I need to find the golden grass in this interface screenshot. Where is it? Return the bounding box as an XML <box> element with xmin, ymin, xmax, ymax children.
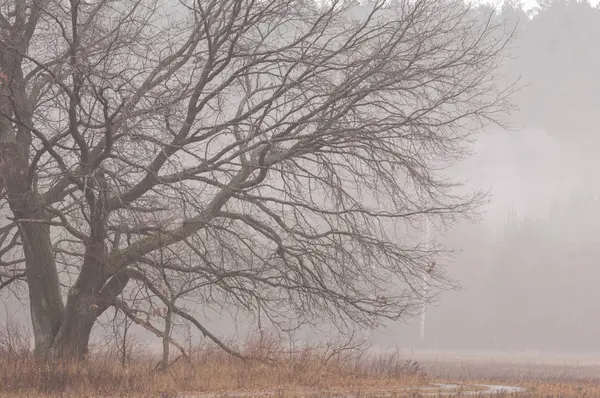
<box><xmin>516</xmin><ymin>380</ymin><xmax>600</xmax><ymax>397</ymax></box>
<box><xmin>5</xmin><ymin>354</ymin><xmax>600</xmax><ymax>397</ymax></box>
<box><xmin>423</xmin><ymin>358</ymin><xmax>600</xmax><ymax>397</ymax></box>
<box><xmin>0</xmin><ymin>335</ymin><xmax>426</xmax><ymax>397</ymax></box>
<box><xmin>4</xmin><ymin>330</ymin><xmax>600</xmax><ymax>397</ymax></box>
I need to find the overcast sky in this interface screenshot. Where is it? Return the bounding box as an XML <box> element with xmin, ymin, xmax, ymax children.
<box><xmin>484</xmin><ymin>0</ymin><xmax>600</xmax><ymax>11</ymax></box>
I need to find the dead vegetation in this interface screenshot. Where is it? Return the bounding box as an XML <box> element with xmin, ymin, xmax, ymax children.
<box><xmin>0</xmin><ymin>330</ymin><xmax>426</xmax><ymax>397</ymax></box>
<box><xmin>4</xmin><ymin>339</ymin><xmax>600</xmax><ymax>397</ymax></box>
<box><xmin>423</xmin><ymin>357</ymin><xmax>600</xmax><ymax>397</ymax></box>
<box><xmin>3</xmin><ymin>317</ymin><xmax>600</xmax><ymax>397</ymax></box>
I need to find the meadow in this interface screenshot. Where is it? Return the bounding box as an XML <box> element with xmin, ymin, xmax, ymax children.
<box><xmin>1</xmin><ymin>330</ymin><xmax>598</xmax><ymax>397</ymax></box>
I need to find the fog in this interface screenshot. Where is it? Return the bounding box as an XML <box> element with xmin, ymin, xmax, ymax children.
<box><xmin>3</xmin><ymin>0</ymin><xmax>600</xmax><ymax>359</ymax></box>
<box><xmin>356</xmin><ymin>0</ymin><xmax>600</xmax><ymax>356</ymax></box>
<box><xmin>370</xmin><ymin>125</ymin><xmax>600</xmax><ymax>355</ymax></box>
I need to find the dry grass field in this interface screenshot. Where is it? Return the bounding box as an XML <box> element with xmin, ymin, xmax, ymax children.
<box><xmin>420</xmin><ymin>354</ymin><xmax>600</xmax><ymax>397</ymax></box>
<box><xmin>1</xmin><ymin>336</ymin><xmax>600</xmax><ymax>397</ymax></box>
<box><xmin>0</xmin><ymin>335</ymin><xmax>427</xmax><ymax>398</ymax></box>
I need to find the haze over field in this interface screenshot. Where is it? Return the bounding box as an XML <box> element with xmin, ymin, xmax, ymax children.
<box><xmin>310</xmin><ymin>0</ymin><xmax>600</xmax><ymax>355</ymax></box>
<box><xmin>378</xmin><ymin>0</ymin><xmax>600</xmax><ymax>352</ymax></box>
<box><xmin>1</xmin><ymin>0</ymin><xmax>600</xmax><ymax>362</ymax></box>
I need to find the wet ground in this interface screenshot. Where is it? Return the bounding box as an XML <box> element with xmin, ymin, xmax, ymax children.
<box><xmin>178</xmin><ymin>383</ymin><xmax>527</xmax><ymax>397</ymax></box>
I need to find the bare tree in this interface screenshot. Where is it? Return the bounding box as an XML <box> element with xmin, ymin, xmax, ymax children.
<box><xmin>0</xmin><ymin>0</ymin><xmax>514</xmax><ymax>360</ymax></box>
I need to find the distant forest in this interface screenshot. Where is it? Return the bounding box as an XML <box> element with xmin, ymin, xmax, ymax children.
<box><xmin>492</xmin><ymin>0</ymin><xmax>600</xmax><ymax>139</ymax></box>
<box><xmin>393</xmin><ymin>0</ymin><xmax>600</xmax><ymax>354</ymax></box>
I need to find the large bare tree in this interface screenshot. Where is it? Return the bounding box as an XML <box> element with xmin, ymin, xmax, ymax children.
<box><xmin>0</xmin><ymin>0</ymin><xmax>513</xmax><ymax>360</ymax></box>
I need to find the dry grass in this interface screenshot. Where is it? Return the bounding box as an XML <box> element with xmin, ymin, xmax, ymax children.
<box><xmin>516</xmin><ymin>380</ymin><xmax>600</xmax><ymax>397</ymax></box>
<box><xmin>0</xmin><ymin>334</ymin><xmax>426</xmax><ymax>397</ymax></box>
<box><xmin>6</xmin><ymin>349</ymin><xmax>600</xmax><ymax>397</ymax></box>
<box><xmin>422</xmin><ymin>357</ymin><xmax>600</xmax><ymax>397</ymax></box>
<box><xmin>4</xmin><ymin>323</ymin><xmax>600</xmax><ymax>397</ymax></box>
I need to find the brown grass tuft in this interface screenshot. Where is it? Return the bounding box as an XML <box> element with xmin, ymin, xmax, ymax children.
<box><xmin>0</xmin><ymin>332</ymin><xmax>426</xmax><ymax>397</ymax></box>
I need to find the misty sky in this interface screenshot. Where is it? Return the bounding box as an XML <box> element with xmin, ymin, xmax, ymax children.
<box><xmin>3</xmin><ymin>0</ymin><xmax>600</xmax><ymax>358</ymax></box>
<box><xmin>488</xmin><ymin>0</ymin><xmax>600</xmax><ymax>11</ymax></box>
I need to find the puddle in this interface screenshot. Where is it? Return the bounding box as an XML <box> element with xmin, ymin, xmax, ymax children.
<box><xmin>419</xmin><ymin>383</ymin><xmax>527</xmax><ymax>396</ymax></box>
<box><xmin>180</xmin><ymin>383</ymin><xmax>527</xmax><ymax>397</ymax></box>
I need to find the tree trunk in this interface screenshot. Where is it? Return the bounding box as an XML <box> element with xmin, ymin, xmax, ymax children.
<box><xmin>21</xmin><ymin>222</ymin><xmax>65</xmax><ymax>356</ymax></box>
<box><xmin>160</xmin><ymin>303</ymin><xmax>173</xmax><ymax>371</ymax></box>
<box><xmin>0</xmin><ymin>57</ymin><xmax>64</xmax><ymax>356</ymax></box>
<box><xmin>0</xmin><ymin>147</ymin><xmax>65</xmax><ymax>357</ymax></box>
<box><xmin>50</xmin><ymin>169</ymin><xmax>113</xmax><ymax>361</ymax></box>
<box><xmin>48</xmin><ymin>271</ymin><xmax>132</xmax><ymax>361</ymax></box>
<box><xmin>50</xmin><ymin>289</ymin><xmax>97</xmax><ymax>361</ymax></box>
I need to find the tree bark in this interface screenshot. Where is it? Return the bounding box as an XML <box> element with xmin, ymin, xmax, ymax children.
<box><xmin>0</xmin><ymin>147</ymin><xmax>65</xmax><ymax>357</ymax></box>
<box><xmin>0</xmin><ymin>35</ymin><xmax>65</xmax><ymax>357</ymax></box>
<box><xmin>160</xmin><ymin>302</ymin><xmax>173</xmax><ymax>371</ymax></box>
<box><xmin>49</xmin><ymin>271</ymin><xmax>131</xmax><ymax>361</ymax></box>
<box><xmin>49</xmin><ymin>289</ymin><xmax>97</xmax><ymax>360</ymax></box>
<box><xmin>49</xmin><ymin>251</ymin><xmax>107</xmax><ymax>360</ymax></box>
<box><xmin>21</xmin><ymin>222</ymin><xmax>65</xmax><ymax>356</ymax></box>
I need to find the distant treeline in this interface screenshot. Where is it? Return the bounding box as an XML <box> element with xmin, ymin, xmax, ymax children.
<box><xmin>485</xmin><ymin>0</ymin><xmax>600</xmax><ymax>139</ymax></box>
<box><xmin>386</xmin><ymin>0</ymin><xmax>600</xmax><ymax>353</ymax></box>
<box><xmin>394</xmin><ymin>188</ymin><xmax>600</xmax><ymax>353</ymax></box>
